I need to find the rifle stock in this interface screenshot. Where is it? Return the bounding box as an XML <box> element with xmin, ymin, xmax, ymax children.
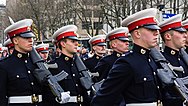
<box><xmin>150</xmin><ymin>48</ymin><xmax>188</xmax><ymax>105</ymax></box>
<box><xmin>30</xmin><ymin>47</ymin><xmax>68</xmax><ymax>102</ymax></box>
<box><xmin>74</xmin><ymin>54</ymin><xmax>103</xmax><ymax>92</ymax></box>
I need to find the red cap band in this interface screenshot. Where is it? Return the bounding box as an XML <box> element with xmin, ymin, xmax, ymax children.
<box><xmin>108</xmin><ymin>33</ymin><xmax>128</xmax><ymax>41</ymax></box>
<box><xmin>56</xmin><ymin>31</ymin><xmax>77</xmax><ymax>41</ymax></box>
<box><xmin>128</xmin><ymin>17</ymin><xmax>157</xmax><ymax>32</ymax></box>
<box><xmin>8</xmin><ymin>26</ymin><xmax>31</xmax><ymax>38</ymax></box>
<box><xmin>6</xmin><ymin>43</ymin><xmax>14</xmax><ymax>49</ymax></box>
<box><xmin>183</xmin><ymin>25</ymin><xmax>188</xmax><ymax>30</ymax></box>
<box><xmin>36</xmin><ymin>47</ymin><xmax>49</xmax><ymax>52</ymax></box>
<box><xmin>160</xmin><ymin>22</ymin><xmax>181</xmax><ymax>33</ymax></box>
<box><xmin>91</xmin><ymin>39</ymin><xmax>105</xmax><ymax>45</ymax></box>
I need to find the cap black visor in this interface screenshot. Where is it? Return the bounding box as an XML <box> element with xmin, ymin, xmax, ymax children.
<box><xmin>143</xmin><ymin>24</ymin><xmax>161</xmax><ymax>30</ymax></box>
<box><xmin>19</xmin><ymin>31</ymin><xmax>35</xmax><ymax>38</ymax></box>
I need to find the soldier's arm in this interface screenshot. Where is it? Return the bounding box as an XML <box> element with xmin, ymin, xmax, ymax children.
<box><xmin>91</xmin><ymin>59</ymin><xmax>133</xmax><ymax>105</ymax></box>
<box><xmin>0</xmin><ymin>67</ymin><xmax>8</xmax><ymax>105</ymax></box>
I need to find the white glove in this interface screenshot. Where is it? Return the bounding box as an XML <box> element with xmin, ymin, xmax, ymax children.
<box><xmin>55</xmin><ymin>91</ymin><xmax>70</xmax><ymax>104</ymax></box>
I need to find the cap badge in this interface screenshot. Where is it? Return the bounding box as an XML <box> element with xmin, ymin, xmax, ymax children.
<box><xmin>141</xmin><ymin>49</ymin><xmax>146</xmax><ymax>54</ymax></box>
<box><xmin>65</xmin><ymin>57</ymin><xmax>69</xmax><ymax>61</ymax></box>
<box><xmin>171</xmin><ymin>50</ymin><xmax>176</xmax><ymax>55</ymax></box>
<box><xmin>17</xmin><ymin>53</ymin><xmax>22</xmax><ymax>58</ymax></box>
<box><xmin>27</xmin><ymin>27</ymin><xmax>31</xmax><ymax>31</ymax></box>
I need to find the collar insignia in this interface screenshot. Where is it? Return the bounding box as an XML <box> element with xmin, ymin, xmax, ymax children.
<box><xmin>65</xmin><ymin>57</ymin><xmax>69</xmax><ymax>61</ymax></box>
<box><xmin>117</xmin><ymin>53</ymin><xmax>121</xmax><ymax>57</ymax></box>
<box><xmin>171</xmin><ymin>50</ymin><xmax>176</xmax><ymax>55</ymax></box>
<box><xmin>141</xmin><ymin>49</ymin><xmax>146</xmax><ymax>54</ymax></box>
<box><xmin>17</xmin><ymin>53</ymin><xmax>22</xmax><ymax>58</ymax></box>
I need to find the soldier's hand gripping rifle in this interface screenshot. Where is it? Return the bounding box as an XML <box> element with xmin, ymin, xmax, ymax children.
<box><xmin>74</xmin><ymin>53</ymin><xmax>104</xmax><ymax>93</ymax></box>
<box><xmin>150</xmin><ymin>48</ymin><xmax>188</xmax><ymax>105</ymax></box>
<box><xmin>30</xmin><ymin>47</ymin><xmax>68</xmax><ymax>102</ymax></box>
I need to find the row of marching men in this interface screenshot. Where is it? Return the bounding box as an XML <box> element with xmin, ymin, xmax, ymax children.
<box><xmin>2</xmin><ymin>7</ymin><xmax>188</xmax><ymax>106</ymax></box>
<box><xmin>90</xmin><ymin>8</ymin><xmax>188</xmax><ymax>106</ymax></box>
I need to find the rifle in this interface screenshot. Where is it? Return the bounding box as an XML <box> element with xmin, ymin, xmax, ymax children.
<box><xmin>180</xmin><ymin>48</ymin><xmax>188</xmax><ymax>65</ymax></box>
<box><xmin>74</xmin><ymin>53</ymin><xmax>104</xmax><ymax>93</ymax></box>
<box><xmin>30</xmin><ymin>47</ymin><xmax>68</xmax><ymax>102</ymax></box>
<box><xmin>150</xmin><ymin>48</ymin><xmax>188</xmax><ymax>105</ymax></box>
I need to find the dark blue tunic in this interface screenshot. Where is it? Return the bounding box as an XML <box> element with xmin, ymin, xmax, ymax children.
<box><xmin>91</xmin><ymin>44</ymin><xmax>159</xmax><ymax>106</ymax></box>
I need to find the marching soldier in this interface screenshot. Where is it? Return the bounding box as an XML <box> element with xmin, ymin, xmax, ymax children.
<box><xmin>0</xmin><ymin>19</ymin><xmax>70</xmax><ymax>106</ymax></box>
<box><xmin>94</xmin><ymin>27</ymin><xmax>130</xmax><ymax>81</ymax></box>
<box><xmin>3</xmin><ymin>38</ymin><xmax>14</xmax><ymax>55</ymax></box>
<box><xmin>0</xmin><ymin>44</ymin><xmax>4</xmax><ymax>59</ymax></box>
<box><xmin>182</xmin><ymin>19</ymin><xmax>188</xmax><ymax>53</ymax></box>
<box><xmin>35</xmin><ymin>43</ymin><xmax>51</xmax><ymax>62</ymax></box>
<box><xmin>91</xmin><ymin>8</ymin><xmax>161</xmax><ymax>106</ymax></box>
<box><xmin>159</xmin><ymin>14</ymin><xmax>188</xmax><ymax>106</ymax></box>
<box><xmin>43</xmin><ymin>25</ymin><xmax>90</xmax><ymax>106</ymax></box>
<box><xmin>84</xmin><ymin>35</ymin><xmax>106</xmax><ymax>82</ymax></box>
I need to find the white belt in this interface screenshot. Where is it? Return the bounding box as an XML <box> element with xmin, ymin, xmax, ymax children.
<box><xmin>8</xmin><ymin>95</ymin><xmax>42</xmax><ymax>104</ymax></box>
<box><xmin>126</xmin><ymin>102</ymin><xmax>157</xmax><ymax>106</ymax></box>
<box><xmin>68</xmin><ymin>96</ymin><xmax>83</xmax><ymax>103</ymax></box>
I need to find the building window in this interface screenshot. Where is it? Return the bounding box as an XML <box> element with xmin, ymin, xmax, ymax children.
<box><xmin>94</xmin><ymin>22</ymin><xmax>103</xmax><ymax>29</ymax></box>
<box><xmin>82</xmin><ymin>21</ymin><xmax>91</xmax><ymax>29</ymax></box>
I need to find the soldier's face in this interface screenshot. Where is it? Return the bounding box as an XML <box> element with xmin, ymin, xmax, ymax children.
<box><xmin>93</xmin><ymin>45</ymin><xmax>106</xmax><ymax>55</ymax></box>
<box><xmin>39</xmin><ymin>52</ymin><xmax>49</xmax><ymax>60</ymax></box>
<box><xmin>111</xmin><ymin>39</ymin><xmax>129</xmax><ymax>54</ymax></box>
<box><xmin>170</xmin><ymin>31</ymin><xmax>187</xmax><ymax>49</ymax></box>
<box><xmin>13</xmin><ymin>36</ymin><xmax>33</xmax><ymax>53</ymax></box>
<box><xmin>138</xmin><ymin>28</ymin><xmax>159</xmax><ymax>49</ymax></box>
<box><xmin>61</xmin><ymin>38</ymin><xmax>78</xmax><ymax>55</ymax></box>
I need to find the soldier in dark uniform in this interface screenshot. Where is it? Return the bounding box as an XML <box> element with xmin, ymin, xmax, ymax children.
<box><xmin>91</xmin><ymin>8</ymin><xmax>161</xmax><ymax>106</ymax></box>
<box><xmin>159</xmin><ymin>14</ymin><xmax>188</xmax><ymax>106</ymax></box>
<box><xmin>3</xmin><ymin>38</ymin><xmax>14</xmax><ymax>55</ymax></box>
<box><xmin>0</xmin><ymin>19</ymin><xmax>70</xmax><ymax>106</ymax></box>
<box><xmin>84</xmin><ymin>35</ymin><xmax>106</xmax><ymax>82</ymax></box>
<box><xmin>182</xmin><ymin>19</ymin><xmax>188</xmax><ymax>53</ymax></box>
<box><xmin>0</xmin><ymin>44</ymin><xmax>4</xmax><ymax>59</ymax></box>
<box><xmin>0</xmin><ymin>19</ymin><xmax>43</xmax><ymax>106</ymax></box>
<box><xmin>94</xmin><ymin>27</ymin><xmax>130</xmax><ymax>81</ymax></box>
<box><xmin>43</xmin><ymin>25</ymin><xmax>90</xmax><ymax>106</ymax></box>
<box><xmin>35</xmin><ymin>43</ymin><xmax>51</xmax><ymax>62</ymax></box>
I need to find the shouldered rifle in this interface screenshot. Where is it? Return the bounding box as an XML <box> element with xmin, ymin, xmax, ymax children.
<box><xmin>30</xmin><ymin>47</ymin><xmax>68</xmax><ymax>102</ymax></box>
<box><xmin>74</xmin><ymin>54</ymin><xmax>104</xmax><ymax>93</ymax></box>
<box><xmin>180</xmin><ymin>48</ymin><xmax>188</xmax><ymax>65</ymax></box>
<box><xmin>150</xmin><ymin>48</ymin><xmax>188</xmax><ymax>105</ymax></box>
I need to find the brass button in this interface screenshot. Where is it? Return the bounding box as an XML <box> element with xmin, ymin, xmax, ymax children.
<box><xmin>31</xmin><ymin>82</ymin><xmax>34</xmax><ymax>85</ymax></box>
<box><xmin>16</xmin><ymin>75</ymin><xmax>19</xmax><ymax>78</ymax></box>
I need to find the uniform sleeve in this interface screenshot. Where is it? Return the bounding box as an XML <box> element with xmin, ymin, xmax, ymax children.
<box><xmin>91</xmin><ymin>58</ymin><xmax>134</xmax><ymax>106</ymax></box>
<box><xmin>0</xmin><ymin>67</ymin><xmax>8</xmax><ymax>105</ymax></box>
<box><xmin>94</xmin><ymin>58</ymin><xmax>110</xmax><ymax>80</ymax></box>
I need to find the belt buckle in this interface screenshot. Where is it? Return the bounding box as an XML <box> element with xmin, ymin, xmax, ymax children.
<box><xmin>77</xmin><ymin>95</ymin><xmax>82</xmax><ymax>103</ymax></box>
<box><xmin>32</xmin><ymin>94</ymin><xmax>39</xmax><ymax>103</ymax></box>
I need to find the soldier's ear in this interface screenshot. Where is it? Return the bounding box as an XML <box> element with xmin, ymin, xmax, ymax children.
<box><xmin>12</xmin><ymin>37</ymin><xmax>18</xmax><ymax>45</ymax></box>
<box><xmin>164</xmin><ymin>33</ymin><xmax>172</xmax><ymax>41</ymax></box>
<box><xmin>133</xmin><ymin>30</ymin><xmax>141</xmax><ymax>38</ymax></box>
<box><xmin>60</xmin><ymin>41</ymin><xmax>66</xmax><ymax>48</ymax></box>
